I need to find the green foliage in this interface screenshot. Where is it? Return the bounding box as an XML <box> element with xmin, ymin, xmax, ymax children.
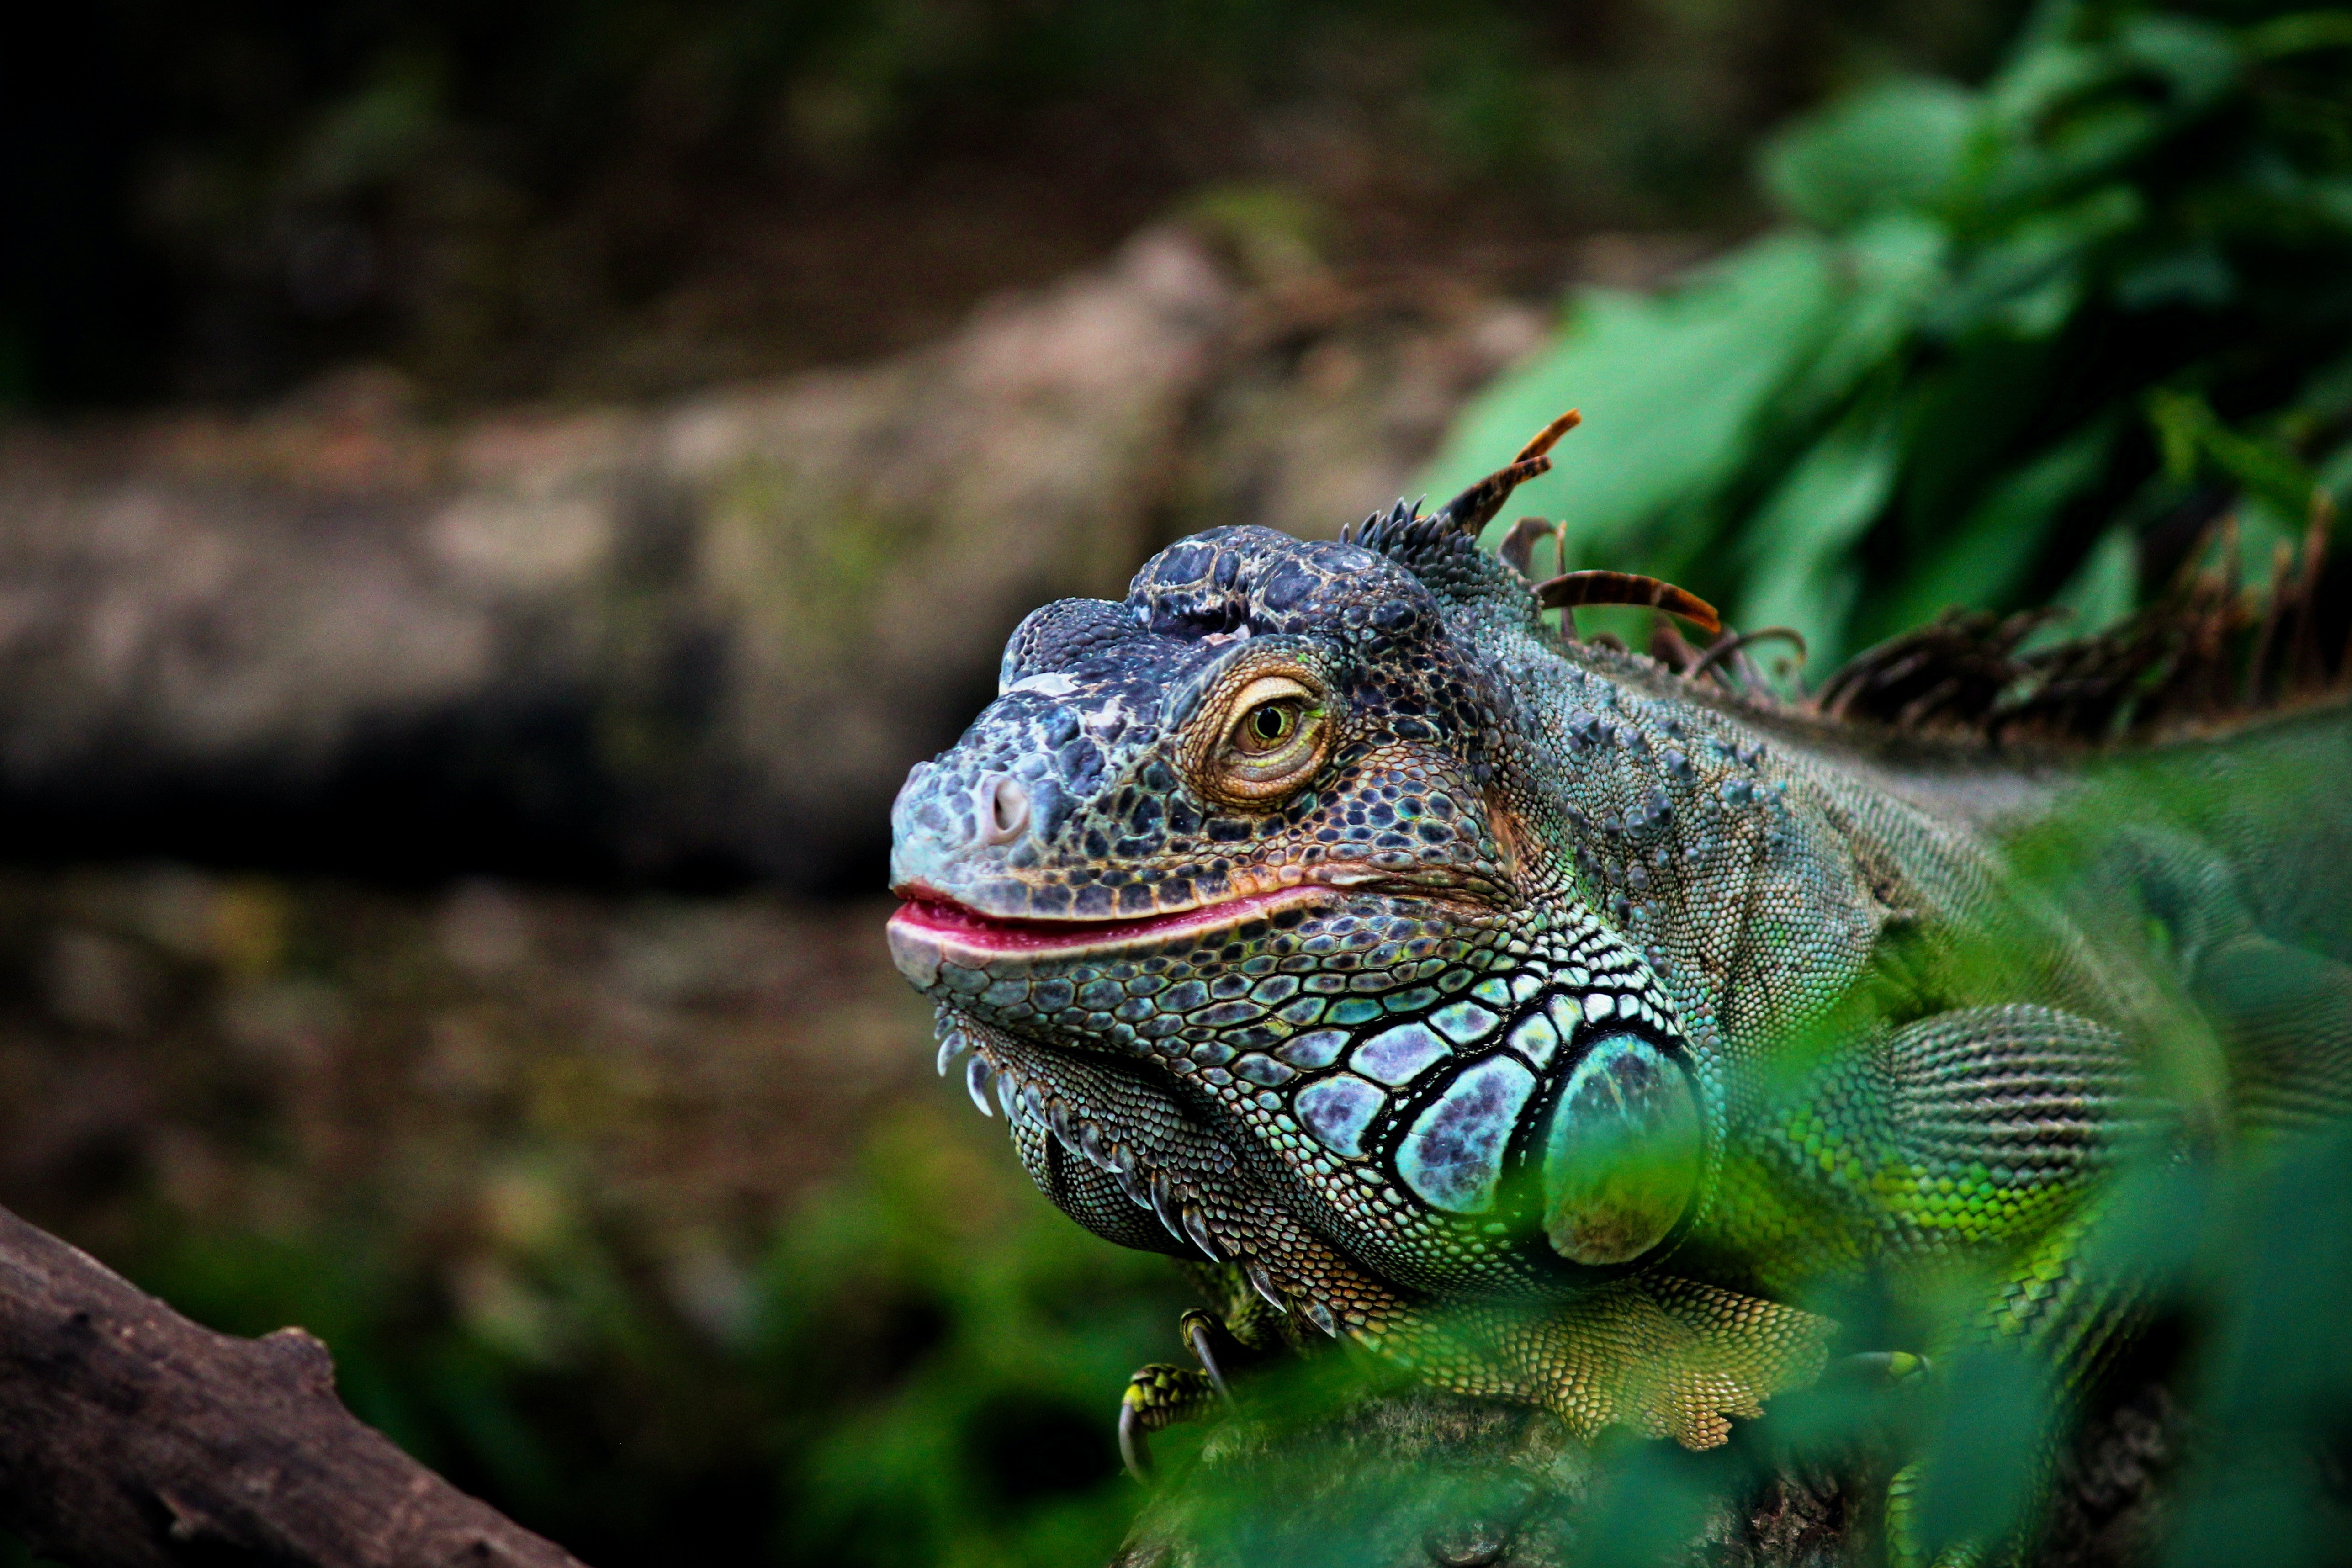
<box><xmin>1427</xmin><ymin>0</ymin><xmax>2352</xmax><ymax>672</ymax></box>
<box><xmin>755</xmin><ymin>1106</ymin><xmax>1185</xmax><ymax>1568</ymax></box>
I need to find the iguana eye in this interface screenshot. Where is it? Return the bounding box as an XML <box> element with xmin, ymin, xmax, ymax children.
<box><xmin>1238</xmin><ymin>699</ymin><xmax>1299</xmax><ymax>752</ymax></box>
<box><xmin>1194</xmin><ymin>671</ymin><xmax>1330</xmax><ymax>805</ymax></box>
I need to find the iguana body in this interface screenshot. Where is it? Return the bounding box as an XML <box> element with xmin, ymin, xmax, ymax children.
<box><xmin>883</xmin><ymin>420</ymin><xmax>2352</xmax><ymax>1462</ymax></box>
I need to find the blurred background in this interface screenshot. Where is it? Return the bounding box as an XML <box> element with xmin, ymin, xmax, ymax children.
<box><xmin>0</xmin><ymin>0</ymin><xmax>2348</xmax><ymax>1563</ymax></box>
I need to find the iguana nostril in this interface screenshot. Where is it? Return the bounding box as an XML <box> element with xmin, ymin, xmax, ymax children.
<box><xmin>976</xmin><ymin>773</ymin><xmax>1030</xmax><ymax>845</ymax></box>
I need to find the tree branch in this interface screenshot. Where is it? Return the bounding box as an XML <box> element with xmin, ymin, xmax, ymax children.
<box><xmin>0</xmin><ymin>1203</ymin><xmax>590</xmax><ymax>1568</ymax></box>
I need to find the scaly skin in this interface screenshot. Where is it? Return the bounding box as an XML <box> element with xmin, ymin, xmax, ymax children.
<box><xmin>882</xmin><ymin>424</ymin><xmax>2352</xmax><ymax>1464</ymax></box>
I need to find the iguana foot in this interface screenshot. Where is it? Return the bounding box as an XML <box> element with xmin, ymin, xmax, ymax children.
<box><xmin>1118</xmin><ymin>1309</ymin><xmax>1248</xmax><ymax>1479</ymax></box>
<box><xmin>1118</xmin><ymin>1365</ymin><xmax>1222</xmax><ymax>1479</ymax></box>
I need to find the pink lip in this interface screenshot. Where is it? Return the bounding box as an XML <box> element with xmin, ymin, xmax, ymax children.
<box><xmin>887</xmin><ymin>884</ymin><xmax>1329</xmax><ymax>962</ymax></box>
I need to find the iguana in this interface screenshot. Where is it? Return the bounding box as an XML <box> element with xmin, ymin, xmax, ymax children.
<box><xmin>883</xmin><ymin>413</ymin><xmax>2352</xmax><ymax>1542</ymax></box>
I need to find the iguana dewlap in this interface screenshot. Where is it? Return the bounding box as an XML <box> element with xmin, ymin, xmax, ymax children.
<box><xmin>882</xmin><ymin>419</ymin><xmax>2352</xmax><ymax>1451</ymax></box>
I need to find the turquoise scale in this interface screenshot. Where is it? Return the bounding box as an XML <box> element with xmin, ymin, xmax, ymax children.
<box><xmin>1397</xmin><ymin>1054</ymin><xmax>1537</xmax><ymax>1213</ymax></box>
<box><xmin>1353</xmin><ymin>1022</ymin><xmax>1450</xmax><ymax>1086</ymax></box>
<box><xmin>1296</xmin><ymin>1074</ymin><xmax>1386</xmax><ymax>1158</ymax></box>
<box><xmin>1537</xmin><ymin>1032</ymin><xmax>1701</xmax><ymax>1266</ymax></box>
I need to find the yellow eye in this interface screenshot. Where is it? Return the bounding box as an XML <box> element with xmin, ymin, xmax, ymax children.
<box><xmin>1195</xmin><ymin>671</ymin><xmax>1330</xmax><ymax>804</ymax></box>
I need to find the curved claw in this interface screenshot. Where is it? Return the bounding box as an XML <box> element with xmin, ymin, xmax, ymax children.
<box><xmin>1179</xmin><ymin>1202</ymin><xmax>1225</xmax><ymax>1263</ymax></box>
<box><xmin>1116</xmin><ymin>1362</ymin><xmax>1223</xmax><ymax>1483</ymax></box>
<box><xmin>1180</xmin><ymin>1310</ymin><xmax>1236</xmax><ymax>1407</ymax></box>
<box><xmin>1243</xmin><ymin>1258</ymin><xmax>1287</xmax><ymax>1312</ymax></box>
<box><xmin>934</xmin><ymin>1029</ymin><xmax>969</xmax><ymax>1076</ymax></box>
<box><xmin>1118</xmin><ymin>1395</ymin><xmax>1153</xmax><ymax>1482</ymax></box>
<box><xmin>1148</xmin><ymin>1173</ymin><xmax>1190</xmax><ymax>1247</ymax></box>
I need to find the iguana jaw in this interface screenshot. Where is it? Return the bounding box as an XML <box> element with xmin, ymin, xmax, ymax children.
<box><xmin>887</xmin><ymin>882</ymin><xmax>1332</xmax><ymax>976</ymax></box>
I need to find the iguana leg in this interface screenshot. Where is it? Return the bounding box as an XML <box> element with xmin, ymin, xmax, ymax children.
<box><xmin>1147</xmin><ymin>1255</ymin><xmax>1836</xmax><ymax>1457</ymax></box>
<box><xmin>1830</xmin><ymin>1009</ymin><xmax>2155</xmax><ymax>1565</ymax></box>
<box><xmin>1887</xmin><ymin>1461</ymin><xmax>1987</xmax><ymax>1568</ymax></box>
<box><xmin>2054</xmin><ymin>817</ymin><xmax>2352</xmax><ymax>1134</ymax></box>
<box><xmin>2193</xmin><ymin>932</ymin><xmax>2352</xmax><ymax>1134</ymax></box>
<box><xmin>1877</xmin><ymin>1197</ymin><xmax>2142</xmax><ymax>1568</ymax></box>
<box><xmin>1778</xmin><ymin>1004</ymin><xmax>2150</xmax><ymax>1260</ymax></box>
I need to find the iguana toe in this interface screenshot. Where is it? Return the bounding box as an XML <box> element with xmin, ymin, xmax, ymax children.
<box><xmin>1118</xmin><ymin>1365</ymin><xmax>1222</xmax><ymax>1480</ymax></box>
<box><xmin>1178</xmin><ymin>1308</ymin><xmax>1239</xmax><ymax>1405</ymax></box>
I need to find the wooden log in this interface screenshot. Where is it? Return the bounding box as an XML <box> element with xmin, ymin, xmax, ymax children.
<box><xmin>0</xmin><ymin>1202</ymin><xmax>589</xmax><ymax>1568</ymax></box>
<box><xmin>0</xmin><ymin>236</ymin><xmax>1545</xmax><ymax>891</ymax></box>
<box><xmin>0</xmin><ymin>229</ymin><xmax>1241</xmax><ymax>889</ymax></box>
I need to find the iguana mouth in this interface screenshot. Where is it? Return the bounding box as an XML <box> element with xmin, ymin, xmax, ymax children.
<box><xmin>888</xmin><ymin>883</ymin><xmax>1330</xmax><ymax>971</ymax></box>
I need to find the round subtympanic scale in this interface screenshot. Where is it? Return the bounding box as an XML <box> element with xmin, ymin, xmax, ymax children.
<box><xmin>1539</xmin><ymin>1033</ymin><xmax>1701</xmax><ymax>1266</ymax></box>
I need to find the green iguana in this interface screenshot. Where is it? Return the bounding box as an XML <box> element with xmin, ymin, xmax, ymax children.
<box><xmin>883</xmin><ymin>413</ymin><xmax>2352</xmax><ymax>1545</ymax></box>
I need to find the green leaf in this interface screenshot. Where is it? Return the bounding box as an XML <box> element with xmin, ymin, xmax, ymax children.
<box><xmin>1782</xmin><ymin>212</ymin><xmax>1950</xmax><ymax>418</ymax></box>
<box><xmin>1761</xmin><ymin>76</ymin><xmax>1981</xmax><ymax>230</ymax></box>
<box><xmin>2113</xmin><ymin>242</ymin><xmax>2235</xmax><ymax>309</ymax></box>
<box><xmin>1875</xmin><ymin>415</ymin><xmax>2119</xmax><ymax>637</ymax></box>
<box><xmin>1736</xmin><ymin>398</ymin><xmax>1905</xmax><ymax>669</ymax></box>
<box><xmin>2145</xmin><ymin>388</ymin><xmax>2320</xmax><ymax>519</ymax></box>
<box><xmin>2299</xmin><ymin>347</ymin><xmax>2352</xmax><ymax>424</ymax></box>
<box><xmin>1421</xmin><ymin>233</ymin><xmax>1846</xmax><ymax>563</ymax></box>
<box><xmin>2116</xmin><ymin>14</ymin><xmax>2240</xmax><ymax>111</ymax></box>
<box><xmin>2317</xmin><ymin>439</ymin><xmax>2352</xmax><ymax>509</ymax></box>
<box><xmin>2243</xmin><ymin>10</ymin><xmax>2352</xmax><ymax>60</ymax></box>
<box><xmin>1928</xmin><ymin>184</ymin><xmax>2143</xmax><ymax>339</ymax></box>
<box><xmin>1973</xmin><ymin>15</ymin><xmax>2220</xmax><ymax>218</ymax></box>
<box><xmin>2026</xmin><ymin>521</ymin><xmax>2138</xmax><ymax>651</ymax></box>
<box><xmin>1983</xmin><ymin>30</ymin><xmax>2114</xmax><ymax>133</ymax></box>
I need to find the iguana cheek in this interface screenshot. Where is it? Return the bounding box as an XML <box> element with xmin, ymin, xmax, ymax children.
<box><xmin>1483</xmin><ymin>794</ymin><xmax>1534</xmax><ymax>884</ymax></box>
<box><xmin>1539</xmin><ymin>1033</ymin><xmax>1703</xmax><ymax>1266</ymax></box>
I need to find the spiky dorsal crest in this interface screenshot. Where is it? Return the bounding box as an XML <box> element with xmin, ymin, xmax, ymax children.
<box><xmin>1436</xmin><ymin>409</ymin><xmax>1582</xmax><ymax>536</ymax></box>
<box><xmin>1813</xmin><ymin>508</ymin><xmax>2352</xmax><ymax>742</ymax></box>
<box><xmin>1354</xmin><ymin>408</ymin><xmax>2350</xmax><ymax>743</ymax></box>
<box><xmin>1536</xmin><ymin>571</ymin><xmax>1720</xmax><ymax>636</ymax></box>
<box><xmin>1379</xmin><ymin>410</ymin><xmax>1722</xmax><ymax>632</ymax></box>
<box><xmin>1345</xmin><ymin>410</ymin><xmax>1580</xmax><ymax>560</ymax></box>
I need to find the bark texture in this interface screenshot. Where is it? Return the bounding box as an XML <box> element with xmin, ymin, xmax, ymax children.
<box><xmin>0</xmin><ymin>1202</ymin><xmax>587</xmax><ymax>1568</ymax></box>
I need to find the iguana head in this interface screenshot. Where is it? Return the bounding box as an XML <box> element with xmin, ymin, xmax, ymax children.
<box><xmin>888</xmin><ymin>522</ymin><xmax>1520</xmax><ymax>948</ymax></box>
<box><xmin>886</xmin><ymin>423</ymin><xmax>1722</xmax><ymax>1308</ymax></box>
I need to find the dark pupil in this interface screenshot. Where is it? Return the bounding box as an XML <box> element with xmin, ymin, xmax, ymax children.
<box><xmin>1250</xmin><ymin>705</ymin><xmax>1291</xmax><ymax>744</ymax></box>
